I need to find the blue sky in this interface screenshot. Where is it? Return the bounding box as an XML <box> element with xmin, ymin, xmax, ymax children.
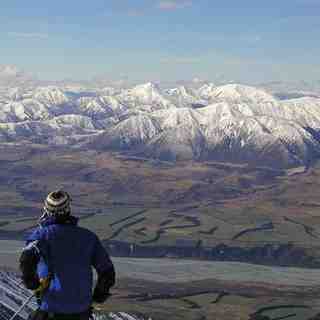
<box><xmin>1</xmin><ymin>0</ymin><xmax>320</xmax><ymax>83</ymax></box>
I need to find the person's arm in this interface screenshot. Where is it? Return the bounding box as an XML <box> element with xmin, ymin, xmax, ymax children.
<box><xmin>92</xmin><ymin>235</ymin><xmax>115</xmax><ymax>304</ymax></box>
<box><xmin>19</xmin><ymin>229</ymin><xmax>48</xmax><ymax>290</ymax></box>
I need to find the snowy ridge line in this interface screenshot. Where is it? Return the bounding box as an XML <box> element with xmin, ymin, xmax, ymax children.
<box><xmin>0</xmin><ymin>82</ymin><xmax>320</xmax><ymax>167</ymax></box>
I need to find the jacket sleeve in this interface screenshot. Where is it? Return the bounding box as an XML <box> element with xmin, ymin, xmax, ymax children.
<box><xmin>19</xmin><ymin>228</ymin><xmax>47</xmax><ymax>290</ymax></box>
<box><xmin>92</xmin><ymin>236</ymin><xmax>115</xmax><ymax>303</ymax></box>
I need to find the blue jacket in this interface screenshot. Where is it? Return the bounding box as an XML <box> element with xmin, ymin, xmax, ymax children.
<box><xmin>24</xmin><ymin>215</ymin><xmax>114</xmax><ymax>314</ymax></box>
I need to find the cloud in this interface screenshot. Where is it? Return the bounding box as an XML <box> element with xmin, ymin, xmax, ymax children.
<box><xmin>102</xmin><ymin>1</ymin><xmax>192</xmax><ymax>17</ymax></box>
<box><xmin>157</xmin><ymin>0</ymin><xmax>193</xmax><ymax>10</ymax></box>
<box><xmin>127</xmin><ymin>9</ymin><xmax>145</xmax><ymax>17</ymax></box>
<box><xmin>7</xmin><ymin>32</ymin><xmax>49</xmax><ymax>39</ymax></box>
<box><xmin>103</xmin><ymin>8</ymin><xmax>145</xmax><ymax>18</ymax></box>
<box><xmin>160</xmin><ymin>56</ymin><xmax>201</xmax><ymax>64</ymax></box>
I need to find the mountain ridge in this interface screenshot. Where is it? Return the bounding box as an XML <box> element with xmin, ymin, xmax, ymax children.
<box><xmin>0</xmin><ymin>81</ymin><xmax>320</xmax><ymax>168</ymax></box>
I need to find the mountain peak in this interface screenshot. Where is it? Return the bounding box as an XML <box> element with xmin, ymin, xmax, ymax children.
<box><xmin>201</xmin><ymin>83</ymin><xmax>278</xmax><ymax>103</ymax></box>
<box><xmin>33</xmin><ymin>86</ymin><xmax>69</xmax><ymax>106</ymax></box>
<box><xmin>132</xmin><ymin>82</ymin><xmax>159</xmax><ymax>92</ymax></box>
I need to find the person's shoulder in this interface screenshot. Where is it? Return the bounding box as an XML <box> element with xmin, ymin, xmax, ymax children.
<box><xmin>26</xmin><ymin>225</ymin><xmax>48</xmax><ymax>242</ymax></box>
<box><xmin>76</xmin><ymin>225</ymin><xmax>99</xmax><ymax>241</ymax></box>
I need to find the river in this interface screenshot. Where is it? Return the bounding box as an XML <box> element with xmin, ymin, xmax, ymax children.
<box><xmin>1</xmin><ymin>240</ymin><xmax>320</xmax><ymax>287</ymax></box>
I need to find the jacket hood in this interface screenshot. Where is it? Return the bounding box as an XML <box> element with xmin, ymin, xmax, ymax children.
<box><xmin>39</xmin><ymin>215</ymin><xmax>79</xmax><ymax>228</ymax></box>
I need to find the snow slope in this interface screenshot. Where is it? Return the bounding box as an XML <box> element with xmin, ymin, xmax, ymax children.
<box><xmin>0</xmin><ymin>270</ymin><xmax>150</xmax><ymax>320</ymax></box>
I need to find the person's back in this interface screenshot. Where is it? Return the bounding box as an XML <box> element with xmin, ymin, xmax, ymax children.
<box><xmin>19</xmin><ymin>190</ymin><xmax>115</xmax><ymax>320</ymax></box>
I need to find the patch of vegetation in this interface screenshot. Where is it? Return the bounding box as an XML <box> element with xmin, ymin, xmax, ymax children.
<box><xmin>232</xmin><ymin>222</ymin><xmax>274</xmax><ymax>240</ymax></box>
<box><xmin>199</xmin><ymin>227</ymin><xmax>218</xmax><ymax>235</ymax></box>
<box><xmin>109</xmin><ymin>210</ymin><xmax>148</xmax><ymax>227</ymax></box>
<box><xmin>108</xmin><ymin>218</ymin><xmax>147</xmax><ymax>240</ymax></box>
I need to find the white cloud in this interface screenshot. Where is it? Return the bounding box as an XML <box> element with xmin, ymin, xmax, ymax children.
<box><xmin>7</xmin><ymin>32</ymin><xmax>49</xmax><ymax>39</ymax></box>
<box><xmin>160</xmin><ymin>56</ymin><xmax>201</xmax><ymax>64</ymax></box>
<box><xmin>127</xmin><ymin>9</ymin><xmax>145</xmax><ymax>17</ymax></box>
<box><xmin>157</xmin><ymin>0</ymin><xmax>193</xmax><ymax>10</ymax></box>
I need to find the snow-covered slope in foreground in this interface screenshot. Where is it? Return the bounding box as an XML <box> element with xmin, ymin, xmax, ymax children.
<box><xmin>0</xmin><ymin>270</ymin><xmax>151</xmax><ymax>320</ymax></box>
<box><xmin>1</xmin><ymin>82</ymin><xmax>320</xmax><ymax>168</ymax></box>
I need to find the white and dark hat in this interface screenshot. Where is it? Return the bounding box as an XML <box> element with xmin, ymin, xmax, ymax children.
<box><xmin>43</xmin><ymin>190</ymin><xmax>71</xmax><ymax>216</ymax></box>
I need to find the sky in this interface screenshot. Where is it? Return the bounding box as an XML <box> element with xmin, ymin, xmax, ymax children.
<box><xmin>1</xmin><ymin>0</ymin><xmax>320</xmax><ymax>83</ymax></box>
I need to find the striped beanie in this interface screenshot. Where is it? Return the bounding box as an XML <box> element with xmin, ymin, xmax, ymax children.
<box><xmin>43</xmin><ymin>190</ymin><xmax>71</xmax><ymax>216</ymax></box>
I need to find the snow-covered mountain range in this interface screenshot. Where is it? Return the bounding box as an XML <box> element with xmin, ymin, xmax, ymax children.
<box><xmin>1</xmin><ymin>78</ymin><xmax>320</xmax><ymax>168</ymax></box>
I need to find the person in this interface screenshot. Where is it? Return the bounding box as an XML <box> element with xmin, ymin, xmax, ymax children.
<box><xmin>19</xmin><ymin>190</ymin><xmax>115</xmax><ymax>320</ymax></box>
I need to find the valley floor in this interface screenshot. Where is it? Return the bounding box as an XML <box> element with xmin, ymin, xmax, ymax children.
<box><xmin>1</xmin><ymin>147</ymin><xmax>320</xmax><ymax>319</ymax></box>
<box><xmin>1</xmin><ymin>241</ymin><xmax>320</xmax><ymax>320</ymax></box>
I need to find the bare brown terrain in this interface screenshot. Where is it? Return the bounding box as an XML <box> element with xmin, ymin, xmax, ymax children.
<box><xmin>1</xmin><ymin>144</ymin><xmax>320</xmax><ymax>253</ymax></box>
<box><xmin>1</xmin><ymin>144</ymin><xmax>320</xmax><ymax>319</ymax></box>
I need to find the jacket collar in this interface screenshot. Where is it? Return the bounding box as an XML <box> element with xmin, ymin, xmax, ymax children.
<box><xmin>39</xmin><ymin>215</ymin><xmax>79</xmax><ymax>228</ymax></box>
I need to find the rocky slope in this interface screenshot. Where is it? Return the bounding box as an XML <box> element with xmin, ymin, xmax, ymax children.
<box><xmin>0</xmin><ymin>80</ymin><xmax>320</xmax><ymax>168</ymax></box>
